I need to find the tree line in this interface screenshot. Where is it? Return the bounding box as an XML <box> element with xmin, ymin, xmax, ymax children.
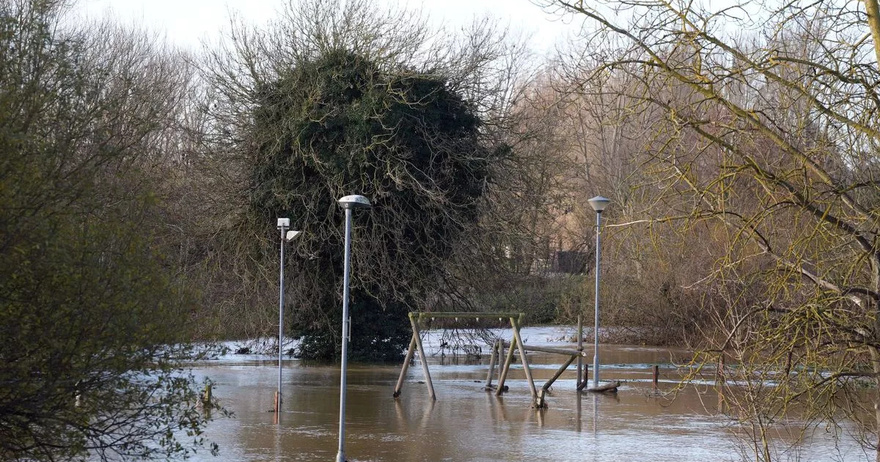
<box><xmin>3</xmin><ymin>0</ymin><xmax>880</xmax><ymax>459</ymax></box>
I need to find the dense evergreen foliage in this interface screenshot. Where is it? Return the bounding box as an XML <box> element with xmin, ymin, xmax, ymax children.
<box><xmin>246</xmin><ymin>49</ymin><xmax>501</xmax><ymax>360</ymax></box>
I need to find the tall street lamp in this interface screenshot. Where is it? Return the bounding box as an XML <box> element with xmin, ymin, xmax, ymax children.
<box><xmin>275</xmin><ymin>218</ymin><xmax>300</xmax><ymax>420</ymax></box>
<box><xmin>587</xmin><ymin>196</ymin><xmax>610</xmax><ymax>390</ymax></box>
<box><xmin>335</xmin><ymin>194</ymin><xmax>371</xmax><ymax>462</ymax></box>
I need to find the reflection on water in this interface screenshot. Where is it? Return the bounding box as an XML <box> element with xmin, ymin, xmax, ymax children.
<box><xmin>188</xmin><ymin>344</ymin><xmax>873</xmax><ymax>462</ymax></box>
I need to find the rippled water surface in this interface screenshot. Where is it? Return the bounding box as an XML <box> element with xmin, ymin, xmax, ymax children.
<box><xmin>188</xmin><ymin>328</ymin><xmax>873</xmax><ymax>462</ymax></box>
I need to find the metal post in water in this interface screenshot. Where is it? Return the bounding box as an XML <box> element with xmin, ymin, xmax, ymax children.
<box><xmin>592</xmin><ymin>209</ymin><xmax>602</xmax><ymax>388</ymax></box>
<box><xmin>587</xmin><ymin>196</ymin><xmax>610</xmax><ymax>389</ymax></box>
<box><xmin>275</xmin><ymin>219</ymin><xmax>300</xmax><ymax>419</ymax></box>
<box><xmin>276</xmin><ymin>217</ymin><xmax>289</xmax><ymax>417</ymax></box>
<box><xmin>336</xmin><ymin>208</ymin><xmax>353</xmax><ymax>462</ymax></box>
<box><xmin>335</xmin><ymin>195</ymin><xmax>370</xmax><ymax>462</ymax></box>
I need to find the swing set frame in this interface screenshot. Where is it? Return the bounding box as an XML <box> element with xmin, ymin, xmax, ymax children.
<box><xmin>392</xmin><ymin>312</ymin><xmax>589</xmax><ymax>408</ymax></box>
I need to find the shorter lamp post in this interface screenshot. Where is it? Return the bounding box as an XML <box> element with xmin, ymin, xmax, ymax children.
<box><xmin>335</xmin><ymin>194</ymin><xmax>371</xmax><ymax>462</ymax></box>
<box><xmin>587</xmin><ymin>196</ymin><xmax>610</xmax><ymax>389</ymax></box>
<box><xmin>275</xmin><ymin>218</ymin><xmax>300</xmax><ymax>419</ymax></box>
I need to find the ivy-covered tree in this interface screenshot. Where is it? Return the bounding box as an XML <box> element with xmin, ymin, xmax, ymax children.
<box><xmin>200</xmin><ymin>0</ymin><xmax>527</xmax><ymax>360</ymax></box>
<box><xmin>248</xmin><ymin>50</ymin><xmax>501</xmax><ymax>360</ymax></box>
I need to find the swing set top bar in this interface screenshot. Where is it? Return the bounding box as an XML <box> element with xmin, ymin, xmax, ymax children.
<box><xmin>410</xmin><ymin>312</ymin><xmax>523</xmax><ymax>321</ymax></box>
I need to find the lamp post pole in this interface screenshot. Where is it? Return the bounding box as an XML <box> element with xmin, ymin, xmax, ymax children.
<box><xmin>587</xmin><ymin>196</ymin><xmax>610</xmax><ymax>389</ymax></box>
<box><xmin>276</xmin><ymin>218</ymin><xmax>289</xmax><ymax>414</ymax></box>
<box><xmin>275</xmin><ymin>219</ymin><xmax>300</xmax><ymax>421</ymax></box>
<box><xmin>336</xmin><ymin>195</ymin><xmax>371</xmax><ymax>462</ymax></box>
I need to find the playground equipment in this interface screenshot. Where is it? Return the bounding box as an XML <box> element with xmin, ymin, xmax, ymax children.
<box><xmin>393</xmin><ymin>312</ymin><xmax>605</xmax><ymax>408</ymax></box>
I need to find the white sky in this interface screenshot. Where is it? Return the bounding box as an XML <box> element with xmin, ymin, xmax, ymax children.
<box><xmin>73</xmin><ymin>0</ymin><xmax>580</xmax><ymax>55</ymax></box>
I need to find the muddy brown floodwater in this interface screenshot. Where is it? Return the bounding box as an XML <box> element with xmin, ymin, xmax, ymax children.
<box><xmin>188</xmin><ymin>335</ymin><xmax>874</xmax><ymax>462</ymax></box>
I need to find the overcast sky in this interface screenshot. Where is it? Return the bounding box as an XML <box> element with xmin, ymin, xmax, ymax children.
<box><xmin>73</xmin><ymin>0</ymin><xmax>580</xmax><ymax>54</ymax></box>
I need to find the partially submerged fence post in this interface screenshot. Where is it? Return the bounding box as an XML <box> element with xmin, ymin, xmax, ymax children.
<box><xmin>577</xmin><ymin>315</ymin><xmax>583</xmax><ymax>388</ymax></box>
<box><xmin>203</xmin><ymin>383</ymin><xmax>215</xmax><ymax>420</ymax></box>
<box><xmin>203</xmin><ymin>383</ymin><xmax>212</xmax><ymax>407</ymax></box>
<box><xmin>652</xmin><ymin>365</ymin><xmax>659</xmax><ymax>390</ymax></box>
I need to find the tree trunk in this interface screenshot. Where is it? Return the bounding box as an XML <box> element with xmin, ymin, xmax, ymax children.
<box><xmin>864</xmin><ymin>0</ymin><xmax>880</xmax><ymax>68</ymax></box>
<box><xmin>872</xmin><ymin>262</ymin><xmax>880</xmax><ymax>462</ymax></box>
<box><xmin>870</xmin><ymin>346</ymin><xmax>880</xmax><ymax>462</ymax></box>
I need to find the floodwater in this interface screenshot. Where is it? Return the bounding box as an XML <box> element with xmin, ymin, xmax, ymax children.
<box><xmin>188</xmin><ymin>328</ymin><xmax>874</xmax><ymax>462</ymax></box>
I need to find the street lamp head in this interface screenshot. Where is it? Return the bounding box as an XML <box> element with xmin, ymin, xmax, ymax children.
<box><xmin>277</xmin><ymin>217</ymin><xmax>290</xmax><ymax>229</ymax></box>
<box><xmin>286</xmin><ymin>230</ymin><xmax>301</xmax><ymax>242</ymax></box>
<box><xmin>588</xmin><ymin>196</ymin><xmax>611</xmax><ymax>213</ymax></box>
<box><xmin>337</xmin><ymin>194</ymin><xmax>371</xmax><ymax>210</ymax></box>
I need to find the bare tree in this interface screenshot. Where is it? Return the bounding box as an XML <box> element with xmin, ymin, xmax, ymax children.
<box><xmin>0</xmin><ymin>1</ymin><xmax>217</xmax><ymax>459</ymax></box>
<box><xmin>537</xmin><ymin>0</ymin><xmax>880</xmax><ymax>457</ymax></box>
